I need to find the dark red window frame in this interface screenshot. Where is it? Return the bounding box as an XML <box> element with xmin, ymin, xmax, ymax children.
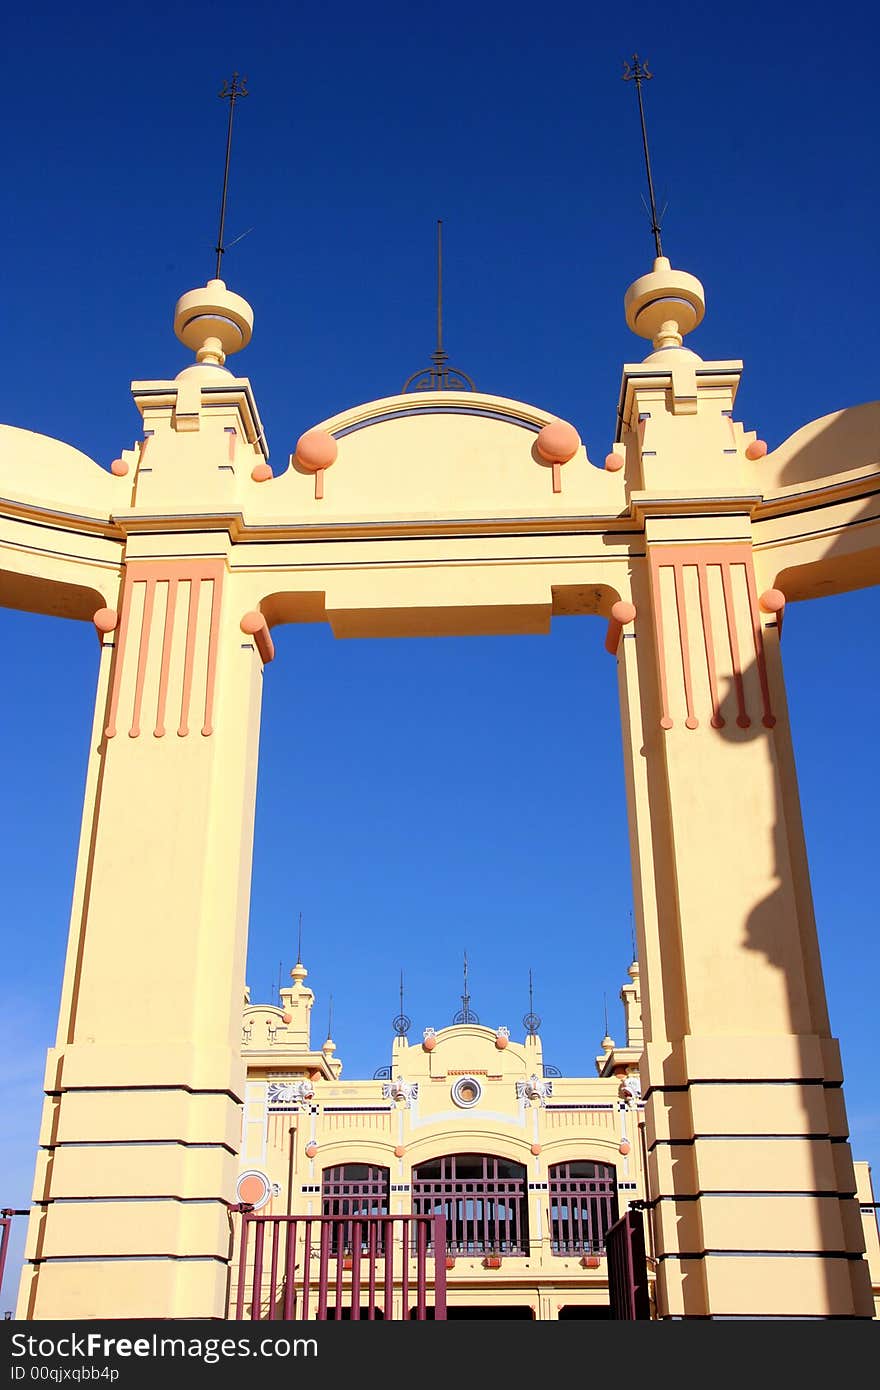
<box><xmin>548</xmin><ymin>1160</ymin><xmax>618</xmax><ymax>1254</ymax></box>
<box><xmin>321</xmin><ymin>1163</ymin><xmax>390</xmax><ymax>1253</ymax></box>
<box><xmin>411</xmin><ymin>1154</ymin><xmax>529</xmax><ymax>1256</ymax></box>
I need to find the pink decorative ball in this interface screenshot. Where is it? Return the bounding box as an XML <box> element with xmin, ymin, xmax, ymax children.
<box><xmin>619</xmin><ymin>1140</ymin><xmax>631</xmax><ymax>1156</ymax></box>
<box><xmin>240</xmin><ymin>611</ymin><xmax>265</xmax><ymax>637</ymax></box>
<box><xmin>93</xmin><ymin>608</ymin><xmax>118</xmax><ymax>634</ymax></box>
<box><xmin>423</xmin><ymin>1035</ymin><xmax>436</xmax><ymax>1053</ymax></box>
<box><xmin>281</xmin><ymin>1012</ymin><xmax>292</xmax><ymax>1024</ymax></box>
<box><xmin>495</xmin><ymin>1033</ymin><xmax>508</xmax><ymax>1050</ymax></box>
<box><xmin>304</xmin><ymin>1141</ymin><xmax>318</xmax><ymax>1158</ymax></box>
<box><xmin>251</xmin><ymin>463</ymin><xmax>272</xmax><ymax>481</ymax></box>
<box><xmin>536</xmin><ymin>420</ymin><xmax>580</xmax><ymax>464</ymax></box>
<box><xmin>745</xmin><ymin>439</ymin><xmax>768</xmax><ymax>460</ymax></box>
<box><xmin>759</xmin><ymin>588</ymin><xmax>786</xmax><ymax>614</ymax></box>
<box><xmin>610</xmin><ymin>600</ymin><xmax>636</xmax><ymax>626</ymax></box>
<box><xmin>530</xmin><ymin>1143</ymin><xmax>541</xmax><ymax>1156</ymax></box>
<box><xmin>604</xmin><ymin>452</ymin><xmax>624</xmax><ymax>472</ymax></box>
<box><xmin>394</xmin><ymin>1145</ymin><xmax>405</xmax><ymax>1159</ymax></box>
<box><xmin>295</xmin><ymin>428</ymin><xmax>338</xmax><ymax>473</ymax></box>
<box><xmin>110</xmin><ymin>458</ymin><xmax>129</xmax><ymax>477</ymax></box>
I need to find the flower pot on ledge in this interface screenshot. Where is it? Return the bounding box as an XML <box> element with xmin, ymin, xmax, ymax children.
<box><xmin>482</xmin><ymin>1255</ymin><xmax>503</xmax><ymax>1270</ymax></box>
<box><xmin>580</xmin><ymin>1254</ymin><xmax>601</xmax><ymax>1269</ymax></box>
<box><xmin>445</xmin><ymin>1257</ymin><xmax>456</xmax><ymax>1271</ymax></box>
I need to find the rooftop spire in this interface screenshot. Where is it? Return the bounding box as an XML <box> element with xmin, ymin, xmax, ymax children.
<box><xmin>621</xmin><ymin>56</ymin><xmax>706</xmax><ymax>358</ymax></box>
<box><xmin>523</xmin><ymin>968</ymin><xmax>541</xmax><ymax>1037</ymax></box>
<box><xmin>392</xmin><ymin>970</ymin><xmax>411</xmax><ymax>1039</ymax></box>
<box><xmin>403</xmin><ymin>221</ymin><xmax>475</xmax><ymax>393</ymax></box>
<box><xmin>622</xmin><ymin>55</ymin><xmax>664</xmax><ymax>259</ymax></box>
<box><xmin>453</xmin><ymin>950</ymin><xmax>479</xmax><ymax>1024</ymax></box>
<box><xmin>214</xmin><ymin>73</ymin><xmax>249</xmax><ymax>282</ymax></box>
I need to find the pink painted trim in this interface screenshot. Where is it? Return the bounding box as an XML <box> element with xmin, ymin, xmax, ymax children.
<box><xmin>105</xmin><ymin>581</ymin><xmax>134</xmax><ymax>739</ymax></box>
<box><xmin>154</xmin><ymin>578</ymin><xmax>178</xmax><ymax>738</ymax></box>
<box><xmin>178</xmin><ymin>580</ymin><xmax>201</xmax><ymax>738</ymax></box>
<box><xmin>129</xmin><ymin>578</ymin><xmax>156</xmax><ymax>738</ymax></box>
<box><xmin>551</xmin><ymin>461</ymin><xmax>561</xmax><ymax>494</ymax></box>
<box><xmin>201</xmin><ymin>573</ymin><xmax>224</xmax><ymax>736</ymax></box>
<box><xmin>719</xmin><ymin>562</ymin><xmax>750</xmax><ymax>728</ymax></box>
<box><xmin>226</xmin><ymin>428</ymin><xmax>237</xmax><ymax>463</ymax></box>
<box><xmin>314</xmin><ymin>469</ymin><xmax>324</xmax><ymax>500</ymax></box>
<box><xmin>744</xmin><ymin>563</ymin><xmax>776</xmax><ymax>728</ymax></box>
<box><xmin>696</xmin><ymin>566</ymin><xmax>724</xmax><ymax>728</ymax></box>
<box><xmin>648</xmin><ymin>553</ymin><xmax>674</xmax><ymax>729</ymax></box>
<box><xmin>240</xmin><ymin>611</ymin><xmax>275</xmax><ymax>665</ymax></box>
<box><xmin>672</xmin><ymin>563</ymin><xmax>699</xmax><ymax>730</ymax></box>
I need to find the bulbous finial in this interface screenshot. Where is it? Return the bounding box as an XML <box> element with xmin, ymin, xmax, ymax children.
<box><xmin>624</xmin><ymin>256</ymin><xmax>705</xmax><ymax>357</ymax></box>
<box><xmin>173</xmin><ymin>278</ymin><xmax>253</xmax><ymax>375</ymax></box>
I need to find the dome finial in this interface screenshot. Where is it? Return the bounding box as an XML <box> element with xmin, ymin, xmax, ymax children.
<box><xmin>173</xmin><ymin>75</ymin><xmax>254</xmax><ymax>377</ymax></box>
<box><xmin>621</xmin><ymin>54</ymin><xmax>705</xmax><ymax>359</ymax></box>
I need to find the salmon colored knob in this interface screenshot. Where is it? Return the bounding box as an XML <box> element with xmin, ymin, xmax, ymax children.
<box><xmin>604</xmin><ymin>451</ymin><xmax>624</xmax><ymax>472</ymax></box>
<box><xmin>240</xmin><ymin>612</ymin><xmax>265</xmax><ymax>636</ymax></box>
<box><xmin>610</xmin><ymin>600</ymin><xmax>636</xmax><ymax>626</ymax></box>
<box><xmin>618</xmin><ymin>1139</ymin><xmax>631</xmax><ymax>1156</ymax></box>
<box><xmin>93</xmin><ymin>607</ymin><xmax>118</xmax><ymax>634</ymax></box>
<box><xmin>745</xmin><ymin>439</ymin><xmax>768</xmax><ymax>460</ymax></box>
<box><xmin>281</xmin><ymin>1012</ymin><xmax>292</xmax><ymax>1024</ymax></box>
<box><xmin>394</xmin><ymin>1145</ymin><xmax>405</xmax><ymax>1159</ymax></box>
<box><xmin>110</xmin><ymin>458</ymin><xmax>129</xmax><ymax>477</ymax></box>
<box><xmin>759</xmin><ymin>588</ymin><xmax>785</xmax><ymax>614</ymax></box>
<box><xmin>251</xmin><ymin>462</ymin><xmax>272</xmax><ymax>481</ymax></box>
<box><xmin>304</xmin><ymin>1141</ymin><xmax>318</xmax><ymax>1158</ymax></box>
<box><xmin>530</xmin><ymin>1143</ymin><xmax>541</xmax><ymax>1156</ymax></box>
<box><xmin>536</xmin><ymin>420</ymin><xmax>580</xmax><ymax>464</ymax></box>
<box><xmin>295</xmin><ymin>428</ymin><xmax>338</xmax><ymax>472</ymax></box>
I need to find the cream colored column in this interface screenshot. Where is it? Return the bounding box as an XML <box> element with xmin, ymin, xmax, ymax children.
<box><xmin>17</xmin><ymin>547</ymin><xmax>267</xmax><ymax>1318</ymax></box>
<box><xmin>615</xmin><ymin>522</ymin><xmax>872</xmax><ymax>1318</ymax></box>
<box><xmin>15</xmin><ymin>278</ymin><xmax>273</xmax><ymax>1319</ymax></box>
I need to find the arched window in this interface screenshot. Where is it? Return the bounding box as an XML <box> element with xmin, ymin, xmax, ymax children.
<box><xmin>548</xmin><ymin>1160</ymin><xmax>618</xmax><ymax>1254</ymax></box>
<box><xmin>321</xmin><ymin>1164</ymin><xmax>389</xmax><ymax>1253</ymax></box>
<box><xmin>411</xmin><ymin>1154</ymin><xmax>529</xmax><ymax>1256</ymax></box>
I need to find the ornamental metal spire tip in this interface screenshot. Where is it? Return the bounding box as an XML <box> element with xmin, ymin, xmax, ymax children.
<box><xmin>403</xmin><ymin>220</ymin><xmax>476</xmax><ymax>393</ymax></box>
<box><xmin>453</xmin><ymin>949</ymin><xmax>479</xmax><ymax>1024</ymax></box>
<box><xmin>622</xmin><ymin>54</ymin><xmax>665</xmax><ymax>259</ymax></box>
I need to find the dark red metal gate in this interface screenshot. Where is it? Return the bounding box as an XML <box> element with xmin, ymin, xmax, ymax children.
<box><xmin>0</xmin><ymin>1209</ymin><xmax>27</xmax><ymax>1304</ymax></box>
<box><xmin>605</xmin><ymin>1207</ymin><xmax>650</xmax><ymax>1319</ymax></box>
<box><xmin>233</xmin><ymin>1212</ymin><xmax>446</xmax><ymax>1320</ymax></box>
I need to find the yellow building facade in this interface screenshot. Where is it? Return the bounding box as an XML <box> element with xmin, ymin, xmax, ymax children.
<box><xmin>234</xmin><ymin>958</ymin><xmax>649</xmax><ymax>1319</ymax></box>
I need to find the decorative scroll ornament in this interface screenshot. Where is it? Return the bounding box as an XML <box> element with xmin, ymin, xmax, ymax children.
<box><xmin>619</xmin><ymin>1073</ymin><xmax>642</xmax><ymax>1107</ymax></box>
<box><xmin>267</xmin><ymin>1079</ymin><xmax>315</xmax><ymax>1109</ymax></box>
<box><xmin>383</xmin><ymin>1078</ymin><xmax>419</xmax><ymax>1108</ymax></box>
<box><xmin>516</xmin><ymin>1075</ymin><xmax>553</xmax><ymax>1105</ymax></box>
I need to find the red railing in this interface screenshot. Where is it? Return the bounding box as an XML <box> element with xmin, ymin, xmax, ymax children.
<box><xmin>0</xmin><ymin>1209</ymin><xmax>28</xmax><ymax>1303</ymax></box>
<box><xmin>606</xmin><ymin>1207</ymin><xmax>650</xmax><ymax>1320</ymax></box>
<box><xmin>233</xmin><ymin>1212</ymin><xmax>446</xmax><ymax>1320</ymax></box>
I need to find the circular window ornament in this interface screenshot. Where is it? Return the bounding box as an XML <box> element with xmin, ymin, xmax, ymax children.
<box><xmin>451</xmin><ymin>1076</ymin><xmax>482</xmax><ymax>1109</ymax></box>
<box><xmin>236</xmin><ymin>1169</ymin><xmax>278</xmax><ymax>1211</ymax></box>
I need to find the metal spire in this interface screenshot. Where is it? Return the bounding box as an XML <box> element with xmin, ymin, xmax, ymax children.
<box><xmin>523</xmin><ymin>968</ymin><xmax>541</xmax><ymax>1036</ymax></box>
<box><xmin>403</xmin><ymin>220</ymin><xmax>475</xmax><ymax>392</ymax></box>
<box><xmin>326</xmin><ymin>993</ymin><xmax>333</xmax><ymax>1041</ymax></box>
<box><xmin>296</xmin><ymin>911</ymin><xmax>303</xmax><ymax>966</ymax></box>
<box><xmin>603</xmin><ymin>992</ymin><xmax>610</xmax><ymax>1038</ymax></box>
<box><xmin>453</xmin><ymin>950</ymin><xmax>479</xmax><ymax>1024</ymax></box>
<box><xmin>393</xmin><ymin>970</ymin><xmax>411</xmax><ymax>1038</ymax></box>
<box><xmin>214</xmin><ymin>73</ymin><xmax>249</xmax><ymax>281</ymax></box>
<box><xmin>622</xmin><ymin>55</ymin><xmax>664</xmax><ymax>258</ymax></box>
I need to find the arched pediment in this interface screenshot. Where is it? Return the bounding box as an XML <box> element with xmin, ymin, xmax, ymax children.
<box><xmin>253</xmin><ymin>391</ymin><xmax>625</xmax><ymax>525</ymax></box>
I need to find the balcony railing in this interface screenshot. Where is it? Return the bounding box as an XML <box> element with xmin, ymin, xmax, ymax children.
<box><xmin>233</xmin><ymin>1211</ymin><xmax>446</xmax><ymax>1321</ymax></box>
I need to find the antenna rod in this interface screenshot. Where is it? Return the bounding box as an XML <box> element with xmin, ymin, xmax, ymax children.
<box><xmin>215</xmin><ymin>72</ymin><xmax>249</xmax><ymax>281</ymax></box>
<box><xmin>604</xmin><ymin>992</ymin><xmax>609</xmax><ymax>1037</ymax></box>
<box><xmin>622</xmin><ymin>55</ymin><xmax>663</xmax><ymax>258</ymax></box>
<box><xmin>435</xmin><ymin>219</ymin><xmax>444</xmax><ymax>359</ymax></box>
<box><xmin>297</xmin><ymin>911</ymin><xmax>303</xmax><ymax>966</ymax></box>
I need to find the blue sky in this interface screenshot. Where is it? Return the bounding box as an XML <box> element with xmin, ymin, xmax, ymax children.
<box><xmin>1</xmin><ymin>0</ymin><xmax>879</xmax><ymax>1303</ymax></box>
